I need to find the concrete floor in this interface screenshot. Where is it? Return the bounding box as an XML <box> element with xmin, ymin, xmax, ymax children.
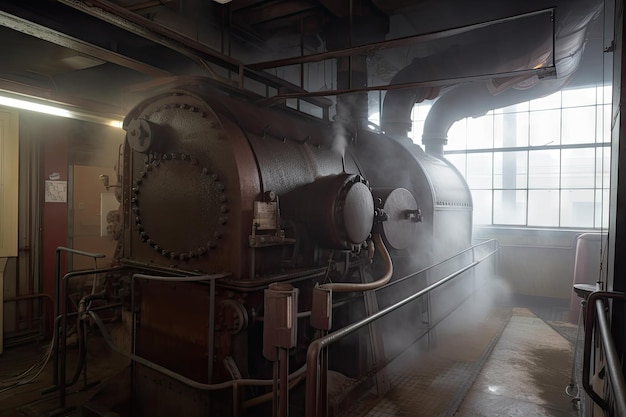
<box><xmin>454</xmin><ymin>308</ymin><xmax>578</xmax><ymax>417</ymax></box>
<box><xmin>338</xmin><ymin>295</ymin><xmax>580</xmax><ymax>417</ymax></box>
<box><xmin>0</xmin><ymin>334</ymin><xmax>128</xmax><ymax>417</ymax></box>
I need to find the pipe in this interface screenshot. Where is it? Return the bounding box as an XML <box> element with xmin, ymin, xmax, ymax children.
<box><xmin>593</xmin><ymin>297</ymin><xmax>626</xmax><ymax>415</ymax></box>
<box><xmin>279</xmin><ymin>348</ymin><xmax>289</xmax><ymax>417</ymax></box>
<box><xmin>583</xmin><ymin>291</ymin><xmax>626</xmax><ymax>413</ymax></box>
<box><xmin>88</xmin><ymin>309</ymin><xmax>308</xmax><ymax>391</ymax></box>
<box><xmin>318</xmin><ymin>234</ymin><xmax>392</xmax><ymax>293</ymax></box>
<box><xmin>3</xmin><ymin>293</ymin><xmax>54</xmax><ymax>345</ymax></box>
<box><xmin>67</xmin><ymin>291</ymin><xmax>108</xmax><ymax>387</ymax></box>
<box><xmin>52</xmin><ymin>247</ymin><xmax>105</xmax><ymax>389</ymax></box>
<box><xmin>419</xmin><ymin>0</ymin><xmax>596</xmax><ymax>156</ymax></box>
<box><xmin>57</xmin><ymin>266</ymin><xmax>126</xmax><ymax>409</ymax></box>
<box><xmin>242</xmin><ymin>372</ymin><xmax>307</xmax><ymax>409</ymax></box>
<box><xmin>305</xmin><ymin>245</ymin><xmax>498</xmax><ymax>417</ymax></box>
<box><xmin>380</xmin><ymin>8</ymin><xmax>554</xmax><ymax>138</ymax></box>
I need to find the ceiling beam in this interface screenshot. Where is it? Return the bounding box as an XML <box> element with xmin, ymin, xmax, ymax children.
<box><xmin>260</xmin><ymin>66</ymin><xmax>558</xmax><ymax>101</ymax></box>
<box><xmin>0</xmin><ymin>10</ymin><xmax>170</xmax><ymax>78</ymax></box>
<box><xmin>232</xmin><ymin>0</ymin><xmax>319</xmax><ymax>25</ymax></box>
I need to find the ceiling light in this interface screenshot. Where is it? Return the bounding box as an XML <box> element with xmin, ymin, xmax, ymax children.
<box><xmin>213</xmin><ymin>0</ymin><xmax>232</xmax><ymax>4</ymax></box>
<box><xmin>0</xmin><ymin>93</ymin><xmax>123</xmax><ymax>128</ymax></box>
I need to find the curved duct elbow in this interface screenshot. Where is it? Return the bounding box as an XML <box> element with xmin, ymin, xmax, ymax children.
<box><xmin>379</xmin><ymin>59</ymin><xmax>441</xmax><ymax>137</ymax></box>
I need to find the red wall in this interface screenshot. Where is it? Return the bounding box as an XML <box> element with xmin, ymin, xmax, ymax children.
<box><xmin>41</xmin><ymin>130</ymin><xmax>68</xmax><ymax>333</ymax></box>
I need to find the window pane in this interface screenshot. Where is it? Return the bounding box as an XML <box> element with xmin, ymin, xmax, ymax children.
<box><xmin>369</xmin><ymin>111</ymin><xmax>380</xmax><ymax>127</ymax></box>
<box><xmin>597</xmin><ymin>104</ymin><xmax>611</xmax><ymax>143</ymax></box>
<box><xmin>466</xmin><ymin>153</ymin><xmax>492</xmax><ymax>189</ymax></box>
<box><xmin>493</xmin><ymin>190</ymin><xmax>526</xmax><ymax>225</ymax></box>
<box><xmin>494</xmin><ymin>151</ymin><xmax>528</xmax><ymax>189</ymax></box>
<box><xmin>413</xmin><ymin>102</ymin><xmax>432</xmax><ymax>121</ymax></box>
<box><xmin>597</xmin><ymin>85</ymin><xmax>612</xmax><ymax>104</ymax></box>
<box><xmin>596</xmin><ymin>147</ymin><xmax>610</xmax><ymax>189</ymax></box>
<box><xmin>562</xmin><ymin>87</ymin><xmax>596</xmax><ymax>107</ymax></box>
<box><xmin>409</xmin><ymin>102</ymin><xmax>433</xmax><ymax>143</ymax></box>
<box><xmin>466</xmin><ymin>113</ymin><xmax>493</xmax><ymax>149</ymax></box>
<box><xmin>529</xmin><ymin>149</ymin><xmax>560</xmax><ymax>188</ymax></box>
<box><xmin>499</xmin><ymin>101</ymin><xmax>529</xmax><ymax>113</ymax></box>
<box><xmin>529</xmin><ymin>109</ymin><xmax>561</xmax><ymax>146</ymax></box>
<box><xmin>471</xmin><ymin>190</ymin><xmax>492</xmax><ymax>225</ymax></box>
<box><xmin>411</xmin><ymin>120</ymin><xmax>424</xmax><ymax>143</ymax></box>
<box><xmin>528</xmin><ymin>190</ymin><xmax>559</xmax><ymax>227</ymax></box>
<box><xmin>530</xmin><ymin>91</ymin><xmax>561</xmax><ymax>110</ymax></box>
<box><xmin>562</xmin><ymin>106</ymin><xmax>596</xmax><ymax>145</ymax></box>
<box><xmin>562</xmin><ymin>148</ymin><xmax>595</xmax><ymax>188</ymax></box>
<box><xmin>445</xmin><ymin>154</ymin><xmax>466</xmax><ymax>177</ymax></box>
<box><xmin>595</xmin><ymin>189</ymin><xmax>610</xmax><ymax>229</ymax></box>
<box><xmin>447</xmin><ymin>119</ymin><xmax>467</xmax><ymax>151</ymax></box>
<box><xmin>494</xmin><ymin>112</ymin><xmax>529</xmax><ymax>148</ymax></box>
<box><xmin>561</xmin><ymin>189</ymin><xmax>594</xmax><ymax>228</ymax></box>
<box><xmin>423</xmin><ymin>84</ymin><xmax>612</xmax><ymax>230</ymax></box>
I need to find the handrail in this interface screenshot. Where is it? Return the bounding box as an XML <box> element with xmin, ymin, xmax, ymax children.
<box><xmin>305</xmin><ymin>240</ymin><xmax>499</xmax><ymax>417</ymax></box>
<box><xmin>51</xmin><ymin>241</ymin><xmax>496</xmax><ymax>415</ymax></box>
<box><xmin>381</xmin><ymin>239</ymin><xmax>499</xmax><ymax>290</ymax></box>
<box><xmin>583</xmin><ymin>290</ymin><xmax>626</xmax><ymax>415</ymax></box>
<box><xmin>3</xmin><ymin>293</ymin><xmax>54</xmax><ymax>347</ymax></box>
<box><xmin>52</xmin><ymin>247</ymin><xmax>106</xmax><ymax>386</ymax></box>
<box><xmin>319</xmin><ymin>234</ymin><xmax>393</xmax><ymax>292</ymax></box>
<box><xmin>55</xmin><ymin>266</ymin><xmax>129</xmax><ymax>409</ymax></box>
<box><xmin>130</xmin><ymin>273</ymin><xmax>230</xmax><ymax>384</ymax></box>
<box><xmin>86</xmin><ymin>300</ymin><xmax>309</xmax><ymax>417</ymax></box>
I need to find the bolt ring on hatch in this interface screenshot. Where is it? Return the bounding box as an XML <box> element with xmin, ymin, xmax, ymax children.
<box><xmin>131</xmin><ymin>151</ymin><xmax>228</xmax><ymax>261</ymax></box>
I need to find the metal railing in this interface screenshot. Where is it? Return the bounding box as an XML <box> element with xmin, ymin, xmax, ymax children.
<box><xmin>305</xmin><ymin>239</ymin><xmax>499</xmax><ymax>417</ymax></box>
<box><xmin>49</xmin><ymin>265</ymin><xmax>128</xmax><ymax>412</ymax></box>
<box><xmin>64</xmin><ymin>240</ymin><xmax>497</xmax><ymax>416</ymax></box>
<box><xmin>583</xmin><ymin>290</ymin><xmax>626</xmax><ymax>415</ymax></box>
<box><xmin>2</xmin><ymin>293</ymin><xmax>53</xmax><ymax>347</ymax></box>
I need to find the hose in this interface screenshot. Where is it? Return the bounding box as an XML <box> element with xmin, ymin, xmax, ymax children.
<box><xmin>319</xmin><ymin>234</ymin><xmax>392</xmax><ymax>293</ymax></box>
<box><xmin>0</xmin><ymin>333</ymin><xmax>55</xmax><ymax>394</ymax></box>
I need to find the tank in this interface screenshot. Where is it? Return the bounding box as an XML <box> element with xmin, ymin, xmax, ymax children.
<box><xmin>99</xmin><ymin>77</ymin><xmax>472</xmax><ymax>416</ymax></box>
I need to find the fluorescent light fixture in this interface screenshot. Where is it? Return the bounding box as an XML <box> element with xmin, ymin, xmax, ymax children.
<box><xmin>0</xmin><ymin>93</ymin><xmax>123</xmax><ymax>128</ymax></box>
<box><xmin>0</xmin><ymin>95</ymin><xmax>73</xmax><ymax>118</ymax></box>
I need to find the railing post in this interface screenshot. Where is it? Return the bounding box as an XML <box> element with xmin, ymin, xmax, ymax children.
<box><xmin>582</xmin><ymin>290</ymin><xmax>626</xmax><ymax>415</ymax></box>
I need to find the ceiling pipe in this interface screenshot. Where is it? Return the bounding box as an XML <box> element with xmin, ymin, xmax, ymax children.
<box><xmin>380</xmin><ymin>0</ymin><xmax>603</xmax><ymax>156</ymax></box>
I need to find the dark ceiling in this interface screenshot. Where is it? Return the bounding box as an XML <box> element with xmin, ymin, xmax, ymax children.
<box><xmin>0</xmin><ymin>0</ymin><xmax>611</xmax><ymax>121</ymax></box>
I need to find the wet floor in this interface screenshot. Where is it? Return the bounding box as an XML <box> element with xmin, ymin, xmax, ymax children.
<box><xmin>339</xmin><ymin>299</ymin><xmax>579</xmax><ymax>417</ymax></box>
<box><xmin>454</xmin><ymin>308</ymin><xmax>578</xmax><ymax>417</ymax></box>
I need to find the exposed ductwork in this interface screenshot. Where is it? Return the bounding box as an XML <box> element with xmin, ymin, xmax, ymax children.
<box><xmin>380</xmin><ymin>0</ymin><xmax>604</xmax><ymax>156</ymax></box>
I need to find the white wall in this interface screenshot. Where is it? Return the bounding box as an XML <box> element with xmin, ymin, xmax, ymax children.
<box><xmin>474</xmin><ymin>227</ymin><xmax>604</xmax><ymax>300</ymax></box>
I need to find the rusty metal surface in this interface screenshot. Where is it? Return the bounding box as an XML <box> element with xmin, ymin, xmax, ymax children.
<box><xmin>135</xmin><ymin>280</ymin><xmax>210</xmax><ymax>382</ymax></box>
<box><xmin>123</xmin><ymin>88</ymin><xmax>259</xmax><ymax>278</ymax></box>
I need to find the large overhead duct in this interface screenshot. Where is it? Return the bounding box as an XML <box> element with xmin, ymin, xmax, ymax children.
<box><xmin>380</xmin><ymin>0</ymin><xmax>604</xmax><ymax>156</ymax></box>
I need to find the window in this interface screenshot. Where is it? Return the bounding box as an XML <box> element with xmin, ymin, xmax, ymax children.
<box><xmin>411</xmin><ymin>85</ymin><xmax>611</xmax><ymax>229</ymax></box>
